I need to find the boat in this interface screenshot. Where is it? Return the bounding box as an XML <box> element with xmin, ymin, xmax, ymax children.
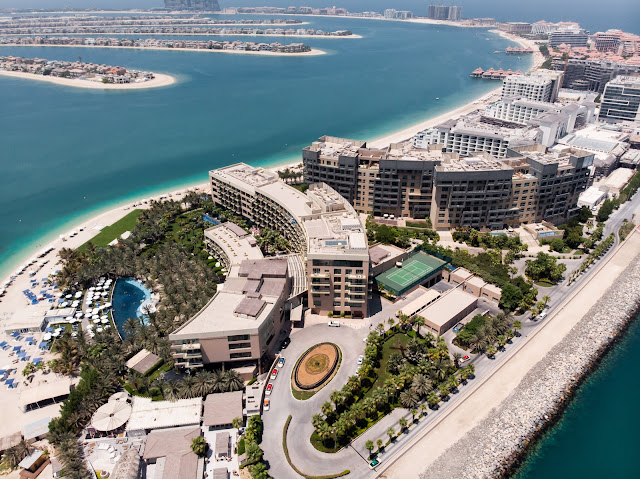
<box><xmin>435</xmin><ymin>97</ymin><xmax>439</xmax><ymax>100</ymax></box>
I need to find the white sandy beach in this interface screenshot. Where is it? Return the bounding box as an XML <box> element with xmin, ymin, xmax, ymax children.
<box><xmin>0</xmin><ymin>70</ymin><xmax>176</xmax><ymax>89</ymax></box>
<box><xmin>0</xmin><ymin>32</ymin><xmax>361</xmax><ymax>39</ymax></box>
<box><xmin>0</xmin><ymin>43</ymin><xmax>326</xmax><ymax>57</ymax></box>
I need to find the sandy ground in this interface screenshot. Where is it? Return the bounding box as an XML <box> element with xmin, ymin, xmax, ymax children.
<box><xmin>0</xmin><ymin>43</ymin><xmax>326</xmax><ymax>57</ymax></box>
<box><xmin>379</xmin><ymin>230</ymin><xmax>640</xmax><ymax>478</ymax></box>
<box><xmin>0</xmin><ymin>70</ymin><xmax>176</xmax><ymax>90</ymax></box>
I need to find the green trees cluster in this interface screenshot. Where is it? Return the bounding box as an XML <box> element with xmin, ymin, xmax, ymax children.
<box><xmin>366</xmin><ymin>219</ymin><xmax>439</xmax><ymax>249</ymax></box>
<box><xmin>241</xmin><ymin>416</ymin><xmax>271</xmax><ymax>478</ymax></box>
<box><xmin>161</xmin><ymin>369</ymin><xmax>244</xmax><ymax>401</ymax></box>
<box><xmin>311</xmin><ymin>330</ymin><xmax>473</xmax><ymax>451</ymax></box>
<box><xmin>1</xmin><ymin>440</ymin><xmax>34</xmax><ymax>469</ymax></box>
<box><xmin>256</xmin><ymin>228</ymin><xmax>291</xmax><ymax>254</ymax></box>
<box><xmin>568</xmin><ymin>233</ymin><xmax>615</xmax><ymax>284</ymax></box>
<box><xmin>277</xmin><ymin>167</ymin><xmax>304</xmax><ymax>184</ymax></box>
<box><xmin>525</xmin><ymin>252</ymin><xmax>567</xmax><ymax>283</ymax></box>
<box><xmin>451</xmin><ymin>228</ymin><xmax>527</xmax><ymax>252</ymax></box>
<box><xmin>596</xmin><ymin>172</ymin><xmax>640</xmax><ymax>222</ymax></box>
<box><xmin>454</xmin><ymin>313</ymin><xmax>515</xmax><ymax>353</ymax></box>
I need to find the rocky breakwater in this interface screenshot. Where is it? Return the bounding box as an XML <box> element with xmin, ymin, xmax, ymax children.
<box><xmin>421</xmin><ymin>241</ymin><xmax>640</xmax><ymax>479</ymax></box>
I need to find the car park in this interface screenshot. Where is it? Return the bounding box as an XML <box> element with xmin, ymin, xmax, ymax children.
<box><xmin>270</xmin><ymin>368</ymin><xmax>278</xmax><ymax>380</ymax></box>
<box><xmin>265</xmin><ymin>384</ymin><xmax>273</xmax><ymax>396</ymax></box>
<box><xmin>328</xmin><ymin>321</ymin><xmax>341</xmax><ymax>327</ymax></box>
<box><xmin>263</xmin><ymin>399</ymin><xmax>270</xmax><ymax>411</ymax></box>
<box><xmin>277</xmin><ymin>357</ymin><xmax>285</xmax><ymax>368</ymax></box>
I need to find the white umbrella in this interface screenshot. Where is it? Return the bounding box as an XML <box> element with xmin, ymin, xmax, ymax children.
<box><xmin>104</xmin><ymin>302</ymin><xmax>112</xmax><ymax>308</ymax></box>
<box><xmin>101</xmin><ymin>292</ymin><xmax>108</xmax><ymax>297</ymax></box>
<box><xmin>65</xmin><ymin>294</ymin><xmax>72</xmax><ymax>299</ymax></box>
<box><xmin>93</xmin><ymin>318</ymin><xmax>101</xmax><ymax>324</ymax></box>
<box><xmin>65</xmin><ymin>316</ymin><xmax>74</xmax><ymax>322</ymax></box>
<box><xmin>101</xmin><ymin>318</ymin><xmax>109</xmax><ymax>324</ymax></box>
<box><xmin>43</xmin><ymin>333</ymin><xmax>52</xmax><ymax>341</ymax></box>
<box><xmin>91</xmin><ymin>400</ymin><xmax>132</xmax><ymax>432</ymax></box>
<box><xmin>53</xmin><ymin>331</ymin><xmax>60</xmax><ymax>337</ymax></box>
<box><xmin>71</xmin><ymin>332</ymin><xmax>77</xmax><ymax>337</ymax></box>
<box><xmin>55</xmin><ymin>292</ymin><xmax>63</xmax><ymax>298</ymax></box>
<box><xmin>96</xmin><ymin>327</ymin><xmax>103</xmax><ymax>333</ymax></box>
<box><xmin>75</xmin><ymin>312</ymin><xmax>83</xmax><ymax>318</ymax></box>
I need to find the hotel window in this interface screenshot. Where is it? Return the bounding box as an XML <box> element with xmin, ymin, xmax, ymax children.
<box><xmin>334</xmin><ymin>284</ymin><xmax>341</xmax><ymax>290</ymax></box>
<box><xmin>230</xmin><ymin>352</ymin><xmax>252</xmax><ymax>359</ymax></box>
<box><xmin>228</xmin><ymin>334</ymin><xmax>250</xmax><ymax>342</ymax></box>
<box><xmin>345</xmin><ymin>269</ymin><xmax>352</xmax><ymax>275</ymax></box>
<box><xmin>333</xmin><ymin>301</ymin><xmax>341</xmax><ymax>307</ymax></box>
<box><xmin>356</xmin><ymin>269</ymin><xmax>363</xmax><ymax>274</ymax></box>
<box><xmin>313</xmin><ymin>300</ymin><xmax>321</xmax><ymax>307</ymax></box>
<box><xmin>333</xmin><ymin>269</ymin><xmax>341</xmax><ymax>274</ymax></box>
<box><xmin>228</xmin><ymin>342</ymin><xmax>252</xmax><ymax>350</ymax></box>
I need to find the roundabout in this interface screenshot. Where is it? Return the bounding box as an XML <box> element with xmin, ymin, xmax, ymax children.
<box><xmin>292</xmin><ymin>342</ymin><xmax>341</xmax><ymax>397</ymax></box>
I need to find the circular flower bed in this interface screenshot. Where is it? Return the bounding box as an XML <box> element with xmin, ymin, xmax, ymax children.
<box><xmin>294</xmin><ymin>342</ymin><xmax>340</xmax><ymax>391</ymax></box>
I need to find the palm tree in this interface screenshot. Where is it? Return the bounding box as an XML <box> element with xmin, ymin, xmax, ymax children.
<box><xmin>330</xmin><ymin>390</ymin><xmax>343</xmax><ymax>409</ymax></box>
<box><xmin>420</xmin><ymin>403</ymin><xmax>428</xmax><ymax>416</ymax></box>
<box><xmin>232</xmin><ymin>417</ymin><xmax>243</xmax><ymax>429</ymax></box>
<box><xmin>386</xmin><ymin>427</ymin><xmax>396</xmax><ymax>442</ymax></box>
<box><xmin>411</xmin><ymin>408</ymin><xmax>418</xmax><ymax>421</ymax></box>
<box><xmin>398</xmin><ymin>313</ymin><xmax>410</xmax><ymax>331</ymax></box>
<box><xmin>512</xmin><ymin>320</ymin><xmax>522</xmax><ymax>336</ymax></box>
<box><xmin>221</xmin><ymin>370</ymin><xmax>244</xmax><ymax>392</ymax></box>
<box><xmin>376</xmin><ymin>438</ymin><xmax>384</xmax><ymax>451</ymax></box>
<box><xmin>317</xmin><ymin>422</ymin><xmax>333</xmax><ymax>446</ymax></box>
<box><xmin>542</xmin><ymin>295</ymin><xmax>550</xmax><ymax>307</ymax></box>
<box><xmin>447</xmin><ymin>375</ymin><xmax>459</xmax><ymax>392</ymax></box>
<box><xmin>191</xmin><ymin>436</ymin><xmax>207</xmax><ymax>457</ymax></box>
<box><xmin>193</xmin><ymin>370</ymin><xmax>213</xmax><ymax>397</ymax></box>
<box><xmin>497</xmin><ymin>335</ymin><xmax>507</xmax><ymax>350</ymax></box>
<box><xmin>400</xmin><ymin>389</ymin><xmax>419</xmax><ymax>409</ymax></box>
<box><xmin>376</xmin><ymin>323</ymin><xmax>385</xmax><ymax>336</ymax></box>
<box><xmin>365</xmin><ymin>440</ymin><xmax>375</xmax><ymax>458</ymax></box>
<box><xmin>486</xmin><ymin>344</ymin><xmax>498</xmax><ymax>358</ymax></box>
<box><xmin>413</xmin><ymin>315</ymin><xmax>425</xmax><ymax>335</ymax></box>
<box><xmin>312</xmin><ymin>414</ymin><xmax>324</xmax><ymax>431</ymax></box>
<box><xmin>411</xmin><ymin>373</ymin><xmax>431</xmax><ymax>397</ymax></box>
<box><xmin>438</xmin><ymin>383</ymin><xmax>449</xmax><ymax>400</ymax></box>
<box><xmin>321</xmin><ymin>401</ymin><xmax>333</xmax><ymax>417</ymax></box>
<box><xmin>452</xmin><ymin>352</ymin><xmax>463</xmax><ymax>369</ymax></box>
<box><xmin>387</xmin><ymin>317</ymin><xmax>395</xmax><ymax>329</ymax></box>
<box><xmin>399</xmin><ymin>417</ymin><xmax>408</xmax><ymax>431</ymax></box>
<box><xmin>179</xmin><ymin>375</ymin><xmax>197</xmax><ymax>399</ymax></box>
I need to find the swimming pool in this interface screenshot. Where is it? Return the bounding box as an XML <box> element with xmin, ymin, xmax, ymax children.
<box><xmin>111</xmin><ymin>278</ymin><xmax>152</xmax><ymax>339</ymax></box>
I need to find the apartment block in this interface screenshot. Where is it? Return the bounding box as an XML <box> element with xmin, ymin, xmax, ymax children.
<box><xmin>210</xmin><ymin>163</ymin><xmax>370</xmax><ymax>318</ymax></box>
<box><xmin>430</xmin><ymin>153</ymin><xmax>517</xmax><ymax>230</ymax></box>
<box><xmin>549</xmin><ymin>28</ymin><xmax>589</xmax><ymax>48</ymax></box>
<box><xmin>502</xmin><ymin>72</ymin><xmax>563</xmax><ymax>103</ymax></box>
<box><xmin>555</xmin><ymin>59</ymin><xmax>640</xmax><ymax>93</ymax></box>
<box><xmin>598</xmin><ymin>76</ymin><xmax>640</xmax><ymax>123</ymax></box>
<box><xmin>591</xmin><ymin>30</ymin><xmax>622</xmax><ymax>52</ymax></box>
<box><xmin>506</xmin><ymin>145</ymin><xmax>593</xmax><ymax>224</ymax></box>
<box><xmin>497</xmin><ymin>22</ymin><xmax>532</xmax><ymax>34</ymax></box>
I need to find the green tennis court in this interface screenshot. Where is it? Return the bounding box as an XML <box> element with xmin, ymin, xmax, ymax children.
<box><xmin>376</xmin><ymin>251</ymin><xmax>448</xmax><ymax>295</ymax></box>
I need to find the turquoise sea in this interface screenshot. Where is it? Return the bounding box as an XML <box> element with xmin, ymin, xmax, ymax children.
<box><xmin>0</xmin><ymin>15</ymin><xmax>529</xmax><ymax>279</ymax></box>
<box><xmin>514</xmin><ymin>316</ymin><xmax>640</xmax><ymax>478</ymax></box>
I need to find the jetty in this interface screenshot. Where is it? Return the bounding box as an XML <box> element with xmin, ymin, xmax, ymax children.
<box><xmin>494</xmin><ymin>46</ymin><xmax>535</xmax><ymax>54</ymax></box>
<box><xmin>470</xmin><ymin>67</ymin><xmax>523</xmax><ymax>79</ymax></box>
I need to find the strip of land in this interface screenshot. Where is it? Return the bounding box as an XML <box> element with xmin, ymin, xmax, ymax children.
<box><xmin>0</xmin><ymin>43</ymin><xmax>326</xmax><ymax>57</ymax></box>
<box><xmin>0</xmin><ymin>69</ymin><xmax>176</xmax><ymax>89</ymax></box>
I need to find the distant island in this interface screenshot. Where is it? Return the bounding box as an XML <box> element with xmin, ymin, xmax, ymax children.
<box><xmin>0</xmin><ymin>55</ymin><xmax>175</xmax><ymax>89</ymax></box>
<box><xmin>0</xmin><ymin>37</ymin><xmax>323</xmax><ymax>56</ymax></box>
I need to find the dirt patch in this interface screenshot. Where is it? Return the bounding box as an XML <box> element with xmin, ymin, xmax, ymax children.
<box><xmin>293</xmin><ymin>343</ymin><xmax>340</xmax><ymax>391</ymax></box>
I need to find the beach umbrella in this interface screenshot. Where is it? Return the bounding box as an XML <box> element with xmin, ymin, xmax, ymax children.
<box><xmin>104</xmin><ymin>302</ymin><xmax>112</xmax><ymax>308</ymax></box>
<box><xmin>65</xmin><ymin>317</ymin><xmax>74</xmax><ymax>322</ymax></box>
<box><xmin>65</xmin><ymin>294</ymin><xmax>72</xmax><ymax>299</ymax></box>
<box><xmin>75</xmin><ymin>292</ymin><xmax>82</xmax><ymax>298</ymax></box>
<box><xmin>93</xmin><ymin>318</ymin><xmax>101</xmax><ymax>324</ymax></box>
<box><xmin>96</xmin><ymin>327</ymin><xmax>103</xmax><ymax>333</ymax></box>
<box><xmin>91</xmin><ymin>400</ymin><xmax>132</xmax><ymax>432</ymax></box>
<box><xmin>71</xmin><ymin>332</ymin><xmax>77</xmax><ymax>337</ymax></box>
<box><xmin>43</xmin><ymin>333</ymin><xmax>52</xmax><ymax>341</ymax></box>
<box><xmin>101</xmin><ymin>319</ymin><xmax>109</xmax><ymax>324</ymax></box>
<box><xmin>52</xmin><ymin>331</ymin><xmax>60</xmax><ymax>337</ymax></box>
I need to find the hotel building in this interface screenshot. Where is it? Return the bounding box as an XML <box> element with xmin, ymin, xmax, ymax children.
<box><xmin>555</xmin><ymin>59</ymin><xmax>640</xmax><ymax>93</ymax></box>
<box><xmin>549</xmin><ymin>28</ymin><xmax>589</xmax><ymax>48</ymax></box>
<box><xmin>502</xmin><ymin>72</ymin><xmax>564</xmax><ymax>103</ymax></box>
<box><xmin>598</xmin><ymin>76</ymin><xmax>640</xmax><ymax>123</ymax></box>
<box><xmin>302</xmin><ymin>137</ymin><xmax>592</xmax><ymax>229</ymax></box>
<box><xmin>210</xmin><ymin>163</ymin><xmax>370</xmax><ymax>318</ymax></box>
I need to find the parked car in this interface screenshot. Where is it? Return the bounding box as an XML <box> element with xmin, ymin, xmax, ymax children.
<box><xmin>453</xmin><ymin>322</ymin><xmax>463</xmax><ymax>333</ymax></box>
<box><xmin>356</xmin><ymin>355</ymin><xmax>364</xmax><ymax>365</ymax></box>
<box><xmin>281</xmin><ymin>337</ymin><xmax>291</xmax><ymax>349</ymax></box>
<box><xmin>263</xmin><ymin>399</ymin><xmax>270</xmax><ymax>411</ymax></box>
<box><xmin>277</xmin><ymin>357</ymin><xmax>285</xmax><ymax>368</ymax></box>
<box><xmin>265</xmin><ymin>384</ymin><xmax>273</xmax><ymax>396</ymax></box>
<box><xmin>460</xmin><ymin>355</ymin><xmax>471</xmax><ymax>364</ymax></box>
<box><xmin>328</xmin><ymin>321</ymin><xmax>341</xmax><ymax>327</ymax></box>
<box><xmin>270</xmin><ymin>368</ymin><xmax>278</xmax><ymax>380</ymax></box>
<box><xmin>536</xmin><ymin>311</ymin><xmax>548</xmax><ymax>321</ymax></box>
<box><xmin>369</xmin><ymin>459</ymin><xmax>380</xmax><ymax>469</ymax></box>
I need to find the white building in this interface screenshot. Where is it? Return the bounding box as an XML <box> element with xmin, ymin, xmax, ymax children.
<box><xmin>502</xmin><ymin>71</ymin><xmax>564</xmax><ymax>103</ymax></box>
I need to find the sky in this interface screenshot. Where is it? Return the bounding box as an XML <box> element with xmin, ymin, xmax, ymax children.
<box><xmin>0</xmin><ymin>1</ymin><xmax>638</xmax><ymax>34</ymax></box>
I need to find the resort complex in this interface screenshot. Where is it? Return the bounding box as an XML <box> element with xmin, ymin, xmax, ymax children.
<box><xmin>2</xmin><ymin>5</ymin><xmax>640</xmax><ymax>479</ymax></box>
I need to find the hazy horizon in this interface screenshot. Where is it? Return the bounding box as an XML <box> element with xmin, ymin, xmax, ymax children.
<box><xmin>0</xmin><ymin>0</ymin><xmax>638</xmax><ymax>33</ymax></box>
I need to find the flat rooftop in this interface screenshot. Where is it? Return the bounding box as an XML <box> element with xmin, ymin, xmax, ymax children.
<box><xmin>305</xmin><ymin>136</ymin><xmax>366</xmax><ymax>159</ymax></box>
<box><xmin>422</xmin><ymin>289</ymin><xmax>478</xmax><ymax>327</ymax></box>
<box><xmin>170</xmin><ymin>258</ymin><xmax>288</xmax><ymax>339</ymax></box>
<box><xmin>126</xmin><ymin>398</ymin><xmax>202</xmax><ymax>431</ymax></box>
<box><xmin>437</xmin><ymin>154</ymin><xmax>513</xmax><ymax>172</ymax></box>
<box><xmin>211</xmin><ymin>163</ymin><xmax>278</xmax><ymax>193</ymax></box>
<box><xmin>205</xmin><ymin>224</ymin><xmax>264</xmax><ymax>264</ymax></box>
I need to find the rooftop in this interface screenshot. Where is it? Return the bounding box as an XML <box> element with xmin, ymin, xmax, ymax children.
<box><xmin>202</xmin><ymin>391</ymin><xmax>244</xmax><ymax>427</ymax></box>
<box><xmin>126</xmin><ymin>349</ymin><xmax>161</xmax><ymax>374</ymax></box>
<box><xmin>143</xmin><ymin>426</ymin><xmax>201</xmax><ymax>479</ymax></box>
<box><xmin>305</xmin><ymin>135</ymin><xmax>366</xmax><ymax>159</ymax></box>
<box><xmin>421</xmin><ymin>289</ymin><xmax>478</xmax><ymax>327</ymax></box>
<box><xmin>126</xmin><ymin>397</ymin><xmax>202</xmax><ymax>432</ymax></box>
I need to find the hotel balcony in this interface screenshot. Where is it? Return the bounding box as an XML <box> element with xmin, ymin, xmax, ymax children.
<box><xmin>171</xmin><ymin>342</ymin><xmax>201</xmax><ymax>351</ymax></box>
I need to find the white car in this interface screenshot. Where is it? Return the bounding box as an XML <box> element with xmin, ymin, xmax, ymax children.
<box><xmin>536</xmin><ymin>311</ymin><xmax>548</xmax><ymax>321</ymax></box>
<box><xmin>328</xmin><ymin>321</ymin><xmax>341</xmax><ymax>327</ymax></box>
<box><xmin>356</xmin><ymin>355</ymin><xmax>364</xmax><ymax>365</ymax></box>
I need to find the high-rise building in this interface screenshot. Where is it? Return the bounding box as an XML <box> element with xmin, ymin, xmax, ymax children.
<box><xmin>497</xmin><ymin>22</ymin><xmax>533</xmax><ymax>34</ymax></box>
<box><xmin>555</xmin><ymin>59</ymin><xmax>640</xmax><ymax>93</ymax></box>
<box><xmin>549</xmin><ymin>28</ymin><xmax>589</xmax><ymax>47</ymax></box>
<box><xmin>384</xmin><ymin>9</ymin><xmax>414</xmax><ymax>20</ymax></box>
<box><xmin>598</xmin><ymin>76</ymin><xmax>640</xmax><ymax>123</ymax></box>
<box><xmin>164</xmin><ymin>0</ymin><xmax>220</xmax><ymax>11</ymax></box>
<box><xmin>502</xmin><ymin>71</ymin><xmax>564</xmax><ymax>103</ymax></box>
<box><xmin>591</xmin><ymin>30</ymin><xmax>623</xmax><ymax>52</ymax></box>
<box><xmin>427</xmin><ymin>5</ymin><xmax>462</xmax><ymax>21</ymax></box>
<box><xmin>302</xmin><ymin>138</ymin><xmax>592</xmax><ymax>228</ymax></box>
<box><xmin>210</xmin><ymin>163</ymin><xmax>370</xmax><ymax>318</ymax></box>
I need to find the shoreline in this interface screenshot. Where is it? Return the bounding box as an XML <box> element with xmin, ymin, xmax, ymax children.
<box><xmin>0</xmin><ymin>32</ymin><xmax>361</xmax><ymax>39</ymax></box>
<box><xmin>0</xmin><ymin>28</ymin><xmax>524</xmax><ymax>284</ymax></box>
<box><xmin>0</xmin><ymin>69</ymin><xmax>176</xmax><ymax>89</ymax></box>
<box><xmin>0</xmin><ymin>43</ymin><xmax>326</xmax><ymax>57</ymax></box>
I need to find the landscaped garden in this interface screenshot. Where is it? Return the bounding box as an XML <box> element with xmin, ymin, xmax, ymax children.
<box><xmin>292</xmin><ymin>343</ymin><xmax>342</xmax><ymax>400</ymax></box>
<box><xmin>309</xmin><ymin>321</ymin><xmax>474</xmax><ymax>453</ymax></box>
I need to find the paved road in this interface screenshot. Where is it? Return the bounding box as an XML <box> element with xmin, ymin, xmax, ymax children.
<box><xmin>261</xmin><ymin>194</ymin><xmax>640</xmax><ymax>479</ymax></box>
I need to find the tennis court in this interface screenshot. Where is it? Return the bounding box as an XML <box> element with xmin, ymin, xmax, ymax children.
<box><xmin>375</xmin><ymin>251</ymin><xmax>448</xmax><ymax>296</ymax></box>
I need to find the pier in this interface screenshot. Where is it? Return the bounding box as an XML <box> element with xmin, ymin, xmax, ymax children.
<box><xmin>470</xmin><ymin>67</ymin><xmax>523</xmax><ymax>79</ymax></box>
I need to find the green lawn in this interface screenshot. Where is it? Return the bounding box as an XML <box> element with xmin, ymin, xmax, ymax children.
<box><xmin>364</xmin><ymin>333</ymin><xmax>411</xmax><ymax>399</ymax></box>
<box><xmin>78</xmin><ymin>209</ymin><xmax>143</xmax><ymax>251</ymax></box>
<box><xmin>405</xmin><ymin>220</ymin><xmax>432</xmax><ymax>229</ymax></box>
